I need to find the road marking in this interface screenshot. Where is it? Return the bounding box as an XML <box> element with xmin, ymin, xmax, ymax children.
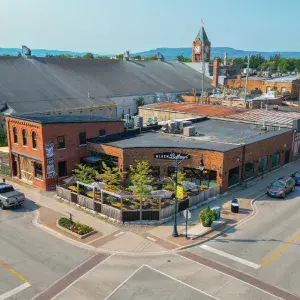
<box><xmin>32</xmin><ymin>253</ymin><xmax>113</xmax><ymax>300</ymax></box>
<box><xmin>0</xmin><ymin>258</ymin><xmax>30</xmax><ymax>283</ymax></box>
<box><xmin>261</xmin><ymin>233</ymin><xmax>300</xmax><ymax>268</ymax></box>
<box><xmin>146</xmin><ymin>236</ymin><xmax>157</xmax><ymax>242</ymax></box>
<box><xmin>114</xmin><ymin>231</ymin><xmax>124</xmax><ymax>238</ymax></box>
<box><xmin>104</xmin><ymin>265</ymin><xmax>146</xmax><ymax>300</ymax></box>
<box><xmin>144</xmin><ymin>265</ymin><xmax>220</xmax><ymax>300</ymax></box>
<box><xmin>0</xmin><ymin>282</ymin><xmax>31</xmax><ymax>300</ymax></box>
<box><xmin>176</xmin><ymin>252</ymin><xmax>286</xmax><ymax>300</ymax></box>
<box><xmin>200</xmin><ymin>245</ymin><xmax>261</xmax><ymax>269</ymax></box>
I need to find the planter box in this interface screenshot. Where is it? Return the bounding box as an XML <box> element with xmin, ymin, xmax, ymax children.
<box><xmin>56</xmin><ymin>220</ymin><xmax>97</xmax><ymax>240</ymax></box>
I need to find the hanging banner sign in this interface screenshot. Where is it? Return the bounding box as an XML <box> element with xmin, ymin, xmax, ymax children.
<box><xmin>154</xmin><ymin>152</ymin><xmax>191</xmax><ymax>160</ymax></box>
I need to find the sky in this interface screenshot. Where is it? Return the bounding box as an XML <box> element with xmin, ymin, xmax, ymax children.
<box><xmin>0</xmin><ymin>0</ymin><xmax>299</xmax><ymax>54</ymax></box>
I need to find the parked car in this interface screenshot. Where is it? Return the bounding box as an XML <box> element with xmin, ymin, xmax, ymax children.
<box><xmin>292</xmin><ymin>172</ymin><xmax>300</xmax><ymax>185</ymax></box>
<box><xmin>267</xmin><ymin>176</ymin><xmax>295</xmax><ymax>198</ymax></box>
<box><xmin>0</xmin><ymin>183</ymin><xmax>25</xmax><ymax>209</ymax></box>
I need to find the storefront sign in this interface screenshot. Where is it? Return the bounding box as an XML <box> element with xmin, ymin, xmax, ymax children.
<box><xmin>154</xmin><ymin>152</ymin><xmax>191</xmax><ymax>160</ymax></box>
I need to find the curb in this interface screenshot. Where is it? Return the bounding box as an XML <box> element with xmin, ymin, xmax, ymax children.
<box><xmin>177</xmin><ymin>191</ymin><xmax>266</xmax><ymax>251</ymax></box>
<box><xmin>56</xmin><ymin>220</ymin><xmax>97</xmax><ymax>240</ymax></box>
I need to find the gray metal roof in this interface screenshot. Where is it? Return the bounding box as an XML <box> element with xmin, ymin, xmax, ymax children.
<box><xmin>11</xmin><ymin>114</ymin><xmax>120</xmax><ymax>124</ymax></box>
<box><xmin>100</xmin><ymin>119</ymin><xmax>291</xmax><ymax>152</ymax></box>
<box><xmin>0</xmin><ymin>57</ymin><xmax>213</xmax><ymax>114</ymax></box>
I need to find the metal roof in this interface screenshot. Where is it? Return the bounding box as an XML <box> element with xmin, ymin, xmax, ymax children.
<box><xmin>195</xmin><ymin>26</ymin><xmax>210</xmax><ymax>43</ymax></box>
<box><xmin>0</xmin><ymin>57</ymin><xmax>213</xmax><ymax>114</ymax></box>
<box><xmin>227</xmin><ymin>109</ymin><xmax>300</xmax><ymax>126</ymax></box>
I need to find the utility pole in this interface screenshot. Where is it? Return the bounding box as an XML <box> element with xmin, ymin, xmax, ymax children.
<box><xmin>244</xmin><ymin>55</ymin><xmax>250</xmax><ymax>101</ymax></box>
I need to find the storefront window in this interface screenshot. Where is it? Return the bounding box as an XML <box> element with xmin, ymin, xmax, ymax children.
<box><xmin>259</xmin><ymin>156</ymin><xmax>268</xmax><ymax>173</ymax></box>
<box><xmin>34</xmin><ymin>162</ymin><xmax>43</xmax><ymax>180</ymax></box>
<box><xmin>271</xmin><ymin>152</ymin><xmax>280</xmax><ymax>169</ymax></box>
<box><xmin>228</xmin><ymin>166</ymin><xmax>240</xmax><ymax>187</ymax></box>
<box><xmin>244</xmin><ymin>162</ymin><xmax>254</xmax><ymax>180</ymax></box>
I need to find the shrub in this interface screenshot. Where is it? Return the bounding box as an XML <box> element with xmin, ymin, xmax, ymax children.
<box><xmin>58</xmin><ymin>217</ymin><xmax>93</xmax><ymax>235</ymax></box>
<box><xmin>199</xmin><ymin>206</ymin><xmax>217</xmax><ymax>227</ymax></box>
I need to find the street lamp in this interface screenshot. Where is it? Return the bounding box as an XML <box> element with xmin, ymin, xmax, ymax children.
<box><xmin>172</xmin><ymin>160</ymin><xmax>180</xmax><ymax>237</ymax></box>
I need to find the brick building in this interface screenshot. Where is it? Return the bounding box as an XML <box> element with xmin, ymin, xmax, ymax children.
<box><xmin>89</xmin><ymin>119</ymin><xmax>293</xmax><ymax>193</ymax></box>
<box><xmin>6</xmin><ymin>115</ymin><xmax>124</xmax><ymax>190</ymax></box>
<box><xmin>225</xmin><ymin>75</ymin><xmax>300</xmax><ymax>98</ymax></box>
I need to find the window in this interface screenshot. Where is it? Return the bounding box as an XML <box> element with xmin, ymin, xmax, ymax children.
<box><xmin>266</xmin><ymin>86</ymin><xmax>271</xmax><ymax>93</ymax></box>
<box><xmin>228</xmin><ymin>166</ymin><xmax>240</xmax><ymax>187</ymax></box>
<box><xmin>58</xmin><ymin>161</ymin><xmax>67</xmax><ymax>178</ymax></box>
<box><xmin>271</xmin><ymin>152</ymin><xmax>280</xmax><ymax>169</ymax></box>
<box><xmin>259</xmin><ymin>156</ymin><xmax>268</xmax><ymax>173</ymax></box>
<box><xmin>22</xmin><ymin>129</ymin><xmax>27</xmax><ymax>146</ymax></box>
<box><xmin>13</xmin><ymin>127</ymin><xmax>18</xmax><ymax>143</ymax></box>
<box><xmin>99</xmin><ymin>129</ymin><xmax>106</xmax><ymax>137</ymax></box>
<box><xmin>34</xmin><ymin>162</ymin><xmax>43</xmax><ymax>180</ymax></box>
<box><xmin>0</xmin><ymin>185</ymin><xmax>14</xmax><ymax>193</ymax></box>
<box><xmin>57</xmin><ymin>136</ymin><xmax>65</xmax><ymax>149</ymax></box>
<box><xmin>109</xmin><ymin>108</ymin><xmax>112</xmax><ymax>116</ymax></box>
<box><xmin>32</xmin><ymin>131</ymin><xmax>37</xmax><ymax>149</ymax></box>
<box><xmin>79</xmin><ymin>132</ymin><xmax>86</xmax><ymax>145</ymax></box>
<box><xmin>281</xmin><ymin>87</ymin><xmax>286</xmax><ymax>93</ymax></box>
<box><xmin>243</xmin><ymin>162</ymin><xmax>254</xmax><ymax>180</ymax></box>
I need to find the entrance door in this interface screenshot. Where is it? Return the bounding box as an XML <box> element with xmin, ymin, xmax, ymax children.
<box><xmin>19</xmin><ymin>156</ymin><xmax>33</xmax><ymax>183</ymax></box>
<box><xmin>228</xmin><ymin>166</ymin><xmax>240</xmax><ymax>187</ymax></box>
<box><xmin>12</xmin><ymin>160</ymin><xmax>18</xmax><ymax>177</ymax></box>
<box><xmin>284</xmin><ymin>150</ymin><xmax>290</xmax><ymax>165</ymax></box>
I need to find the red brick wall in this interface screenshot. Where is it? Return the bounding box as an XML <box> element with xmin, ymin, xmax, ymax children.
<box><xmin>225</xmin><ymin>78</ymin><xmax>295</xmax><ymax>96</ymax></box>
<box><xmin>43</xmin><ymin>121</ymin><xmax>124</xmax><ymax>189</ymax></box>
<box><xmin>6</xmin><ymin>116</ymin><xmax>124</xmax><ymax>190</ymax></box>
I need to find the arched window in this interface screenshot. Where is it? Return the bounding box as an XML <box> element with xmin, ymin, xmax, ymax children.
<box><xmin>32</xmin><ymin>131</ymin><xmax>37</xmax><ymax>149</ymax></box>
<box><xmin>13</xmin><ymin>127</ymin><xmax>18</xmax><ymax>143</ymax></box>
<box><xmin>22</xmin><ymin>129</ymin><xmax>27</xmax><ymax>146</ymax></box>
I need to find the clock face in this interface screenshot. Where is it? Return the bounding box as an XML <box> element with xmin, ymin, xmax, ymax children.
<box><xmin>194</xmin><ymin>46</ymin><xmax>201</xmax><ymax>54</ymax></box>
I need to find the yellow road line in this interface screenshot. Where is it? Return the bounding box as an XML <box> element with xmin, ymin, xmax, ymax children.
<box><xmin>261</xmin><ymin>233</ymin><xmax>300</xmax><ymax>268</ymax></box>
<box><xmin>0</xmin><ymin>259</ymin><xmax>30</xmax><ymax>284</ymax></box>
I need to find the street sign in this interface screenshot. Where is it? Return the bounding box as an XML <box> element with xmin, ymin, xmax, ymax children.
<box><xmin>182</xmin><ymin>209</ymin><xmax>191</xmax><ymax>220</ymax></box>
<box><xmin>154</xmin><ymin>152</ymin><xmax>191</xmax><ymax>160</ymax></box>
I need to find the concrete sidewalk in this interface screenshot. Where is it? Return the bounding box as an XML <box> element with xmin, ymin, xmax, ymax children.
<box><xmin>6</xmin><ymin>179</ymin><xmax>118</xmax><ymax>236</ymax></box>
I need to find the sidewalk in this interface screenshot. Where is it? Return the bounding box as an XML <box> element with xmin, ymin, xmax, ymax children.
<box><xmin>5</xmin><ymin>159</ymin><xmax>300</xmax><ymax>252</ymax></box>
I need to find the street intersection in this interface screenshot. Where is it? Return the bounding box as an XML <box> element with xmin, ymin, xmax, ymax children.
<box><xmin>1</xmin><ymin>181</ymin><xmax>300</xmax><ymax>299</ymax></box>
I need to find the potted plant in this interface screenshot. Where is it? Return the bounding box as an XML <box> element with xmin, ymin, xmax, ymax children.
<box><xmin>199</xmin><ymin>206</ymin><xmax>217</xmax><ymax>227</ymax></box>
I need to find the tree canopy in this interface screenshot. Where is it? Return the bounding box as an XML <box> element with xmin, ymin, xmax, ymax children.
<box><xmin>73</xmin><ymin>164</ymin><xmax>99</xmax><ymax>184</ymax></box>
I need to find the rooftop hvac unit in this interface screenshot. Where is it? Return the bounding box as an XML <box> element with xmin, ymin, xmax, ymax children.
<box><xmin>183</xmin><ymin>126</ymin><xmax>196</xmax><ymax>137</ymax></box>
<box><xmin>168</xmin><ymin>121</ymin><xmax>176</xmax><ymax>133</ymax></box>
<box><xmin>179</xmin><ymin>120</ymin><xmax>193</xmax><ymax>131</ymax></box>
<box><xmin>133</xmin><ymin>116</ymin><xmax>143</xmax><ymax>128</ymax></box>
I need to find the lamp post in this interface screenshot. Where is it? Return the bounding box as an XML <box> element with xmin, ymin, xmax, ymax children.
<box><xmin>172</xmin><ymin>159</ymin><xmax>180</xmax><ymax>237</ymax></box>
<box><xmin>199</xmin><ymin>157</ymin><xmax>205</xmax><ymax>185</ymax></box>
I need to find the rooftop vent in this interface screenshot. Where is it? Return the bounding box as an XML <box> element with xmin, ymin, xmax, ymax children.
<box><xmin>124</xmin><ymin>50</ymin><xmax>130</xmax><ymax>61</ymax></box>
<box><xmin>21</xmin><ymin>45</ymin><xmax>31</xmax><ymax>57</ymax></box>
<box><xmin>157</xmin><ymin>52</ymin><xmax>164</xmax><ymax>61</ymax></box>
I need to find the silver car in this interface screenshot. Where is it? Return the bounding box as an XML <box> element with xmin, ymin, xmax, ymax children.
<box><xmin>0</xmin><ymin>183</ymin><xmax>25</xmax><ymax>209</ymax></box>
<box><xmin>267</xmin><ymin>176</ymin><xmax>295</xmax><ymax>198</ymax></box>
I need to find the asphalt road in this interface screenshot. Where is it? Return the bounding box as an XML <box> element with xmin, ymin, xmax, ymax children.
<box><xmin>0</xmin><ymin>204</ymin><xmax>94</xmax><ymax>300</ymax></box>
<box><xmin>188</xmin><ymin>187</ymin><xmax>300</xmax><ymax>298</ymax></box>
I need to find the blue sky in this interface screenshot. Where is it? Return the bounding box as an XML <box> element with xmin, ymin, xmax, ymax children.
<box><xmin>0</xmin><ymin>0</ymin><xmax>299</xmax><ymax>54</ymax></box>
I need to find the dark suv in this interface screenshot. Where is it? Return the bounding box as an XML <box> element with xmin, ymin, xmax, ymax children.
<box><xmin>267</xmin><ymin>176</ymin><xmax>295</xmax><ymax>198</ymax></box>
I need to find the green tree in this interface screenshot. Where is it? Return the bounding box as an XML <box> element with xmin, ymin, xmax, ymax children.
<box><xmin>96</xmin><ymin>55</ymin><xmax>110</xmax><ymax>59</ymax></box>
<box><xmin>129</xmin><ymin>161</ymin><xmax>153</xmax><ymax>198</ymax></box>
<box><xmin>163</xmin><ymin>171</ymin><xmax>186</xmax><ymax>191</ymax></box>
<box><xmin>177</xmin><ymin>55</ymin><xmax>192</xmax><ymax>62</ymax></box>
<box><xmin>0</xmin><ymin>127</ymin><xmax>7</xmax><ymax>146</ymax></box>
<box><xmin>136</xmin><ymin>97</ymin><xmax>144</xmax><ymax>107</ymax></box>
<box><xmin>83</xmin><ymin>52</ymin><xmax>94</xmax><ymax>59</ymax></box>
<box><xmin>100</xmin><ymin>162</ymin><xmax>122</xmax><ymax>192</ymax></box>
<box><xmin>132</xmin><ymin>55</ymin><xmax>142</xmax><ymax>60</ymax></box>
<box><xmin>232</xmin><ymin>58</ymin><xmax>244</xmax><ymax>67</ymax></box>
<box><xmin>199</xmin><ymin>206</ymin><xmax>217</xmax><ymax>227</ymax></box>
<box><xmin>116</xmin><ymin>54</ymin><xmax>124</xmax><ymax>60</ymax></box>
<box><xmin>73</xmin><ymin>164</ymin><xmax>99</xmax><ymax>184</ymax></box>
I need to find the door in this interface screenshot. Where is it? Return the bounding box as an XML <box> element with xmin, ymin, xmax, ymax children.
<box><xmin>284</xmin><ymin>150</ymin><xmax>290</xmax><ymax>165</ymax></box>
<box><xmin>19</xmin><ymin>156</ymin><xmax>33</xmax><ymax>183</ymax></box>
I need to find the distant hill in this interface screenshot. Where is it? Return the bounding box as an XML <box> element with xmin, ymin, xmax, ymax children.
<box><xmin>1</xmin><ymin>46</ymin><xmax>300</xmax><ymax>60</ymax></box>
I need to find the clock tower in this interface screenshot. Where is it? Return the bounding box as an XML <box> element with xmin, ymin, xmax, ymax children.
<box><xmin>192</xmin><ymin>26</ymin><xmax>211</xmax><ymax>63</ymax></box>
